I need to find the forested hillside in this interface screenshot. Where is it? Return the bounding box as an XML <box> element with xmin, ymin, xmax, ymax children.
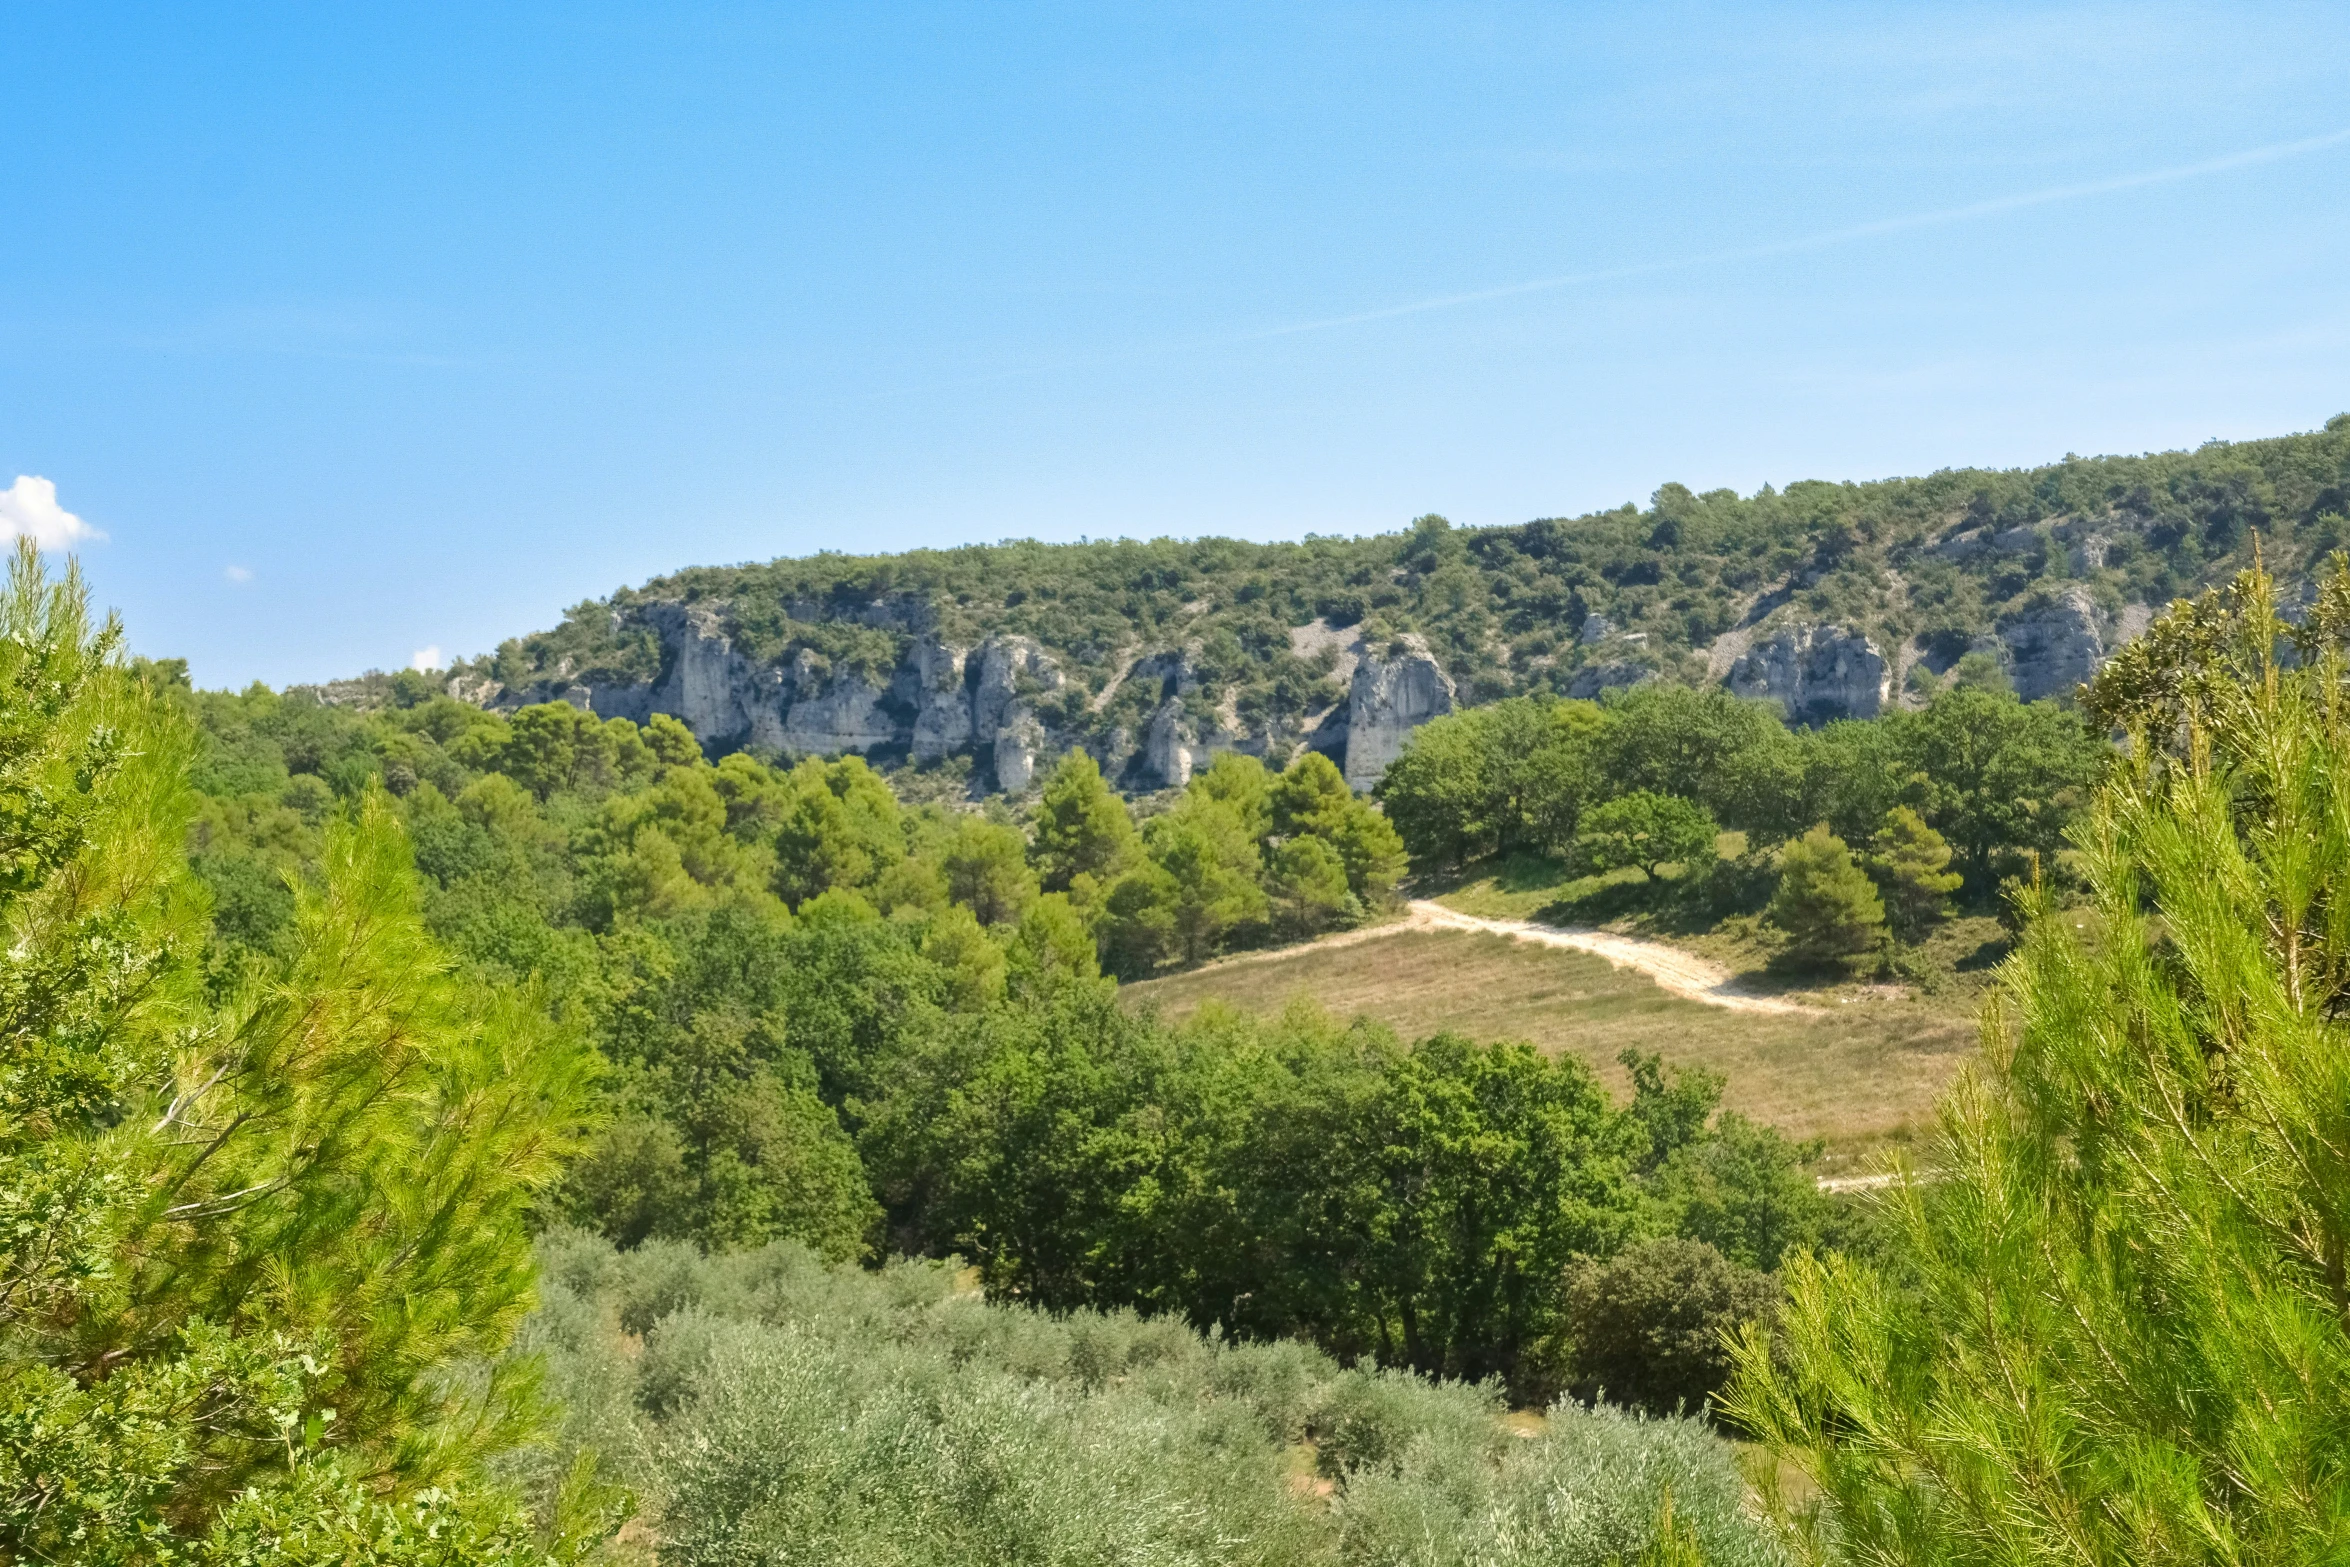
<box><xmin>24</xmin><ymin>530</ymin><xmax>2350</xmax><ymax>1561</ymax></box>
<box><xmin>315</xmin><ymin>418</ymin><xmax>2350</xmax><ymax>795</ymax></box>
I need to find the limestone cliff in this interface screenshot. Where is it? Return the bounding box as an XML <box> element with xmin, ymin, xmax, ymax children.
<box><xmin>404</xmin><ymin>421</ymin><xmax>2350</xmax><ymax>791</ymax></box>
<box><xmin>1994</xmin><ymin>586</ymin><xmax>2109</xmax><ymax>704</ymax></box>
<box><xmin>1725</xmin><ymin>625</ymin><xmax>1890</xmax><ymax>722</ymax></box>
<box><xmin>455</xmin><ymin>592</ymin><xmax>1473</xmax><ymax>798</ymax></box>
<box><xmin>1341</xmin><ymin>635</ymin><xmax>1458</xmax><ymax>791</ymax></box>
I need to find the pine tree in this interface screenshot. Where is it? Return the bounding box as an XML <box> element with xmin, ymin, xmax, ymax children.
<box><xmin>1271</xmin><ymin>751</ymin><xmax>1408</xmax><ymax>907</ymax></box>
<box><xmin>1726</xmin><ymin>556</ymin><xmax>2350</xmax><ymax>1563</ymax></box>
<box><xmin>0</xmin><ymin>545</ymin><xmax>605</xmax><ymax>1562</ymax></box>
<box><xmin>1765</xmin><ymin>824</ymin><xmax>1885</xmax><ymax>966</ymax></box>
<box><xmin>1030</xmin><ymin>750</ymin><xmax>1138</xmax><ymax>892</ymax></box>
<box><xmin>1267</xmin><ymin>834</ymin><xmax>1359</xmax><ymax>938</ymax></box>
<box><xmin>1866</xmin><ymin>804</ymin><xmax>1962</xmax><ymax>939</ymax></box>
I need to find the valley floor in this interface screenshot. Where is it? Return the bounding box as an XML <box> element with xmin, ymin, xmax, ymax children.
<box><xmin>1123</xmin><ymin>900</ymin><xmax>1986</xmax><ymax>1168</ymax></box>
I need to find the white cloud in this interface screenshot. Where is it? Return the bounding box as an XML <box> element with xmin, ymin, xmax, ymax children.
<box><xmin>411</xmin><ymin>646</ymin><xmax>443</xmax><ymax>672</ymax></box>
<box><xmin>0</xmin><ymin>476</ymin><xmax>104</xmax><ymax>548</ymax></box>
<box><xmin>224</xmin><ymin>564</ymin><xmax>253</xmax><ymax>584</ymax></box>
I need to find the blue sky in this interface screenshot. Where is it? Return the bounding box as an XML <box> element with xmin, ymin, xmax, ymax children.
<box><xmin>4</xmin><ymin>3</ymin><xmax>2347</xmax><ymax>688</ymax></box>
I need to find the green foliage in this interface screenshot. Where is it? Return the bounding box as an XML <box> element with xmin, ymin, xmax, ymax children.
<box><xmin>0</xmin><ymin>546</ymin><xmax>597</xmax><ymax>1562</ymax></box>
<box><xmin>1267</xmin><ymin>834</ymin><xmax>1358</xmax><ymax>938</ymax></box>
<box><xmin>1766</xmin><ymin>825</ymin><xmax>1886</xmax><ymax>967</ymax></box>
<box><xmin>1271</xmin><ymin>749</ymin><xmax>1408</xmax><ymax>905</ymax></box>
<box><xmin>1133</xmin><ymin>793</ymin><xmax>1271</xmax><ymax>963</ymax></box>
<box><xmin>867</xmin><ymin>996</ymin><xmax>1647</xmax><ymax>1399</ymax></box>
<box><xmin>1728</xmin><ymin>556</ymin><xmax>2350</xmax><ymax>1562</ymax></box>
<box><xmin>1590</xmin><ymin>685</ymin><xmax>1797</xmax><ymax>834</ymax></box>
<box><xmin>519</xmin><ymin>1231</ymin><xmax>1781</xmax><ymax>1567</ymax></box>
<box><xmin>766</xmin><ymin>754</ymin><xmax>904</xmax><ymax>907</ymax></box>
<box><xmin>936</xmin><ymin>813</ymin><xmax>1035</xmax><ymax>926</ymax></box>
<box><xmin>1577</xmin><ymin>791</ymin><xmax>1720</xmax><ymax>880</ymax></box>
<box><xmin>1006</xmin><ymin>890</ymin><xmax>1100</xmax><ymax>989</ymax></box>
<box><xmin>1029</xmin><ymin>749</ymin><xmax>1138</xmax><ymax>890</ymax></box>
<box><xmin>1620</xmin><ymin>1048</ymin><xmax>1837</xmax><ymax>1274</ymax></box>
<box><xmin>1892</xmin><ymin>683</ymin><xmax>2105</xmax><ymax>882</ymax></box>
<box><xmin>1376</xmin><ymin>695</ymin><xmax>1599</xmax><ymax>866</ymax></box>
<box><xmin>559</xmin><ymin>908</ymin><xmax>881</xmax><ymax>1260</ymax></box>
<box><xmin>1383</xmin><ymin>674</ymin><xmax>2104</xmax><ymax>913</ymax></box>
<box><xmin>1647</xmin><ymin>1114</ymin><xmax>1833</xmax><ymax>1275</ymax></box>
<box><xmin>1563</xmin><ymin>1238</ymin><xmax>1778</xmax><ymax>1418</ymax></box>
<box><xmin>1866</xmin><ymin>804</ymin><xmax>1963</xmax><ymax>938</ymax></box>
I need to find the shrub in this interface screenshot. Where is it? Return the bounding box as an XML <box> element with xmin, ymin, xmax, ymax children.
<box><xmin>1563</xmin><ymin>1238</ymin><xmax>1778</xmax><ymax>1418</ymax></box>
<box><xmin>523</xmin><ymin>1232</ymin><xmax>1785</xmax><ymax>1567</ymax></box>
<box><xmin>1337</xmin><ymin>1399</ymin><xmax>1783</xmax><ymax>1567</ymax></box>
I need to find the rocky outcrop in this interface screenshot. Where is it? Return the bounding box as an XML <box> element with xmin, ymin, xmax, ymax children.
<box><xmin>1724</xmin><ymin>625</ymin><xmax>1889</xmax><ymax>722</ymax></box>
<box><xmin>1142</xmin><ymin>699</ymin><xmax>1196</xmax><ymax>790</ymax></box>
<box><xmin>1995</xmin><ymin>587</ymin><xmax>2106</xmax><ymax>703</ymax></box>
<box><xmin>777</xmin><ymin>655</ymin><xmax>894</xmax><ymax>754</ymax></box>
<box><xmin>1343</xmin><ymin>634</ymin><xmax>1456</xmax><ymax>791</ymax></box>
<box><xmin>896</xmin><ymin>637</ymin><xmax>972</xmax><ymax>760</ymax></box>
<box><xmin>447</xmin><ymin>671</ymin><xmax>504</xmax><ymax>708</ymax></box>
<box><xmin>477</xmin><ymin>608</ymin><xmax>1076</xmax><ymax>791</ymax></box>
<box><xmin>462</xmin><ymin>594</ymin><xmax>1464</xmax><ymax>795</ymax></box>
<box><xmin>1566</xmin><ymin>661</ymin><xmax>1652</xmax><ymax>701</ymax></box>
<box><xmin>970</xmin><ymin>636</ymin><xmax>1066</xmax><ymax>793</ymax></box>
<box><xmin>994</xmin><ymin>709</ymin><xmax>1048</xmax><ymax>793</ymax></box>
<box><xmin>1286</xmin><ymin>619</ymin><xmax>1363</xmax><ymax>686</ymax></box>
<box><xmin>638</xmin><ymin>603</ymin><xmax>777</xmax><ymax>748</ymax></box>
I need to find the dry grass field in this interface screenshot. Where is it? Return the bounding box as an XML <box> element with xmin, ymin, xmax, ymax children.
<box><xmin>1123</xmin><ymin>925</ymin><xmax>1984</xmax><ymax>1168</ymax></box>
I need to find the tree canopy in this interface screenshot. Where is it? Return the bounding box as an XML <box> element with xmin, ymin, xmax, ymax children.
<box><xmin>1729</xmin><ymin>557</ymin><xmax>2350</xmax><ymax>1562</ymax></box>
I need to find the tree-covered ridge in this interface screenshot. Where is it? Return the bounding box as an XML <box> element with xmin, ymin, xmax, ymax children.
<box><xmin>455</xmin><ymin>418</ymin><xmax>2350</xmax><ymax>725</ymax></box>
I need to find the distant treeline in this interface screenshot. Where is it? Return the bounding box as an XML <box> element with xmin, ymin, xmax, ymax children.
<box><xmin>1380</xmin><ymin>681</ymin><xmax>2105</xmax><ymax>967</ymax></box>
<box><xmin>1381</xmin><ymin>680</ymin><xmax>2103</xmax><ymax>883</ymax></box>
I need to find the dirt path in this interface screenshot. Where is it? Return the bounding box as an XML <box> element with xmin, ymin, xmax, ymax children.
<box><xmin>1402</xmin><ymin>902</ymin><xmax>1822</xmax><ymax>1016</ymax></box>
<box><xmin>1170</xmin><ymin>900</ymin><xmax>1820</xmax><ymax>1016</ymax></box>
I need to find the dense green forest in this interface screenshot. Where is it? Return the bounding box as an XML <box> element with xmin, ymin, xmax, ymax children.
<box><xmin>16</xmin><ymin>535</ymin><xmax>2350</xmax><ymax>1562</ymax></box>
<box><xmin>164</xmin><ymin>652</ymin><xmax>1876</xmax><ymax>1404</ymax></box>
<box><xmin>444</xmin><ymin>419</ymin><xmax>2350</xmax><ymax>733</ymax></box>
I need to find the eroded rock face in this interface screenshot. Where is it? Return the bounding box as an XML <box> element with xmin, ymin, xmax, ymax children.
<box><xmin>994</xmin><ymin>709</ymin><xmax>1048</xmax><ymax>794</ymax></box>
<box><xmin>896</xmin><ymin>638</ymin><xmax>972</xmax><ymax>760</ymax></box>
<box><xmin>1725</xmin><ymin>625</ymin><xmax>1889</xmax><ymax>722</ymax></box>
<box><xmin>971</xmin><ymin>636</ymin><xmax>1066</xmax><ymax>793</ymax></box>
<box><xmin>453</xmin><ymin>597</ymin><xmax>1426</xmax><ymax>796</ymax></box>
<box><xmin>1996</xmin><ymin>587</ymin><xmax>2105</xmax><ymax>703</ymax></box>
<box><xmin>1141</xmin><ymin>698</ymin><xmax>1195</xmax><ymax>790</ymax></box>
<box><xmin>1343</xmin><ymin>634</ymin><xmax>1456</xmax><ymax>791</ymax></box>
<box><xmin>516</xmin><ymin>613</ymin><xmax>1077</xmax><ymax>788</ymax></box>
<box><xmin>778</xmin><ymin>656</ymin><xmax>895</xmax><ymax>754</ymax></box>
<box><xmin>644</xmin><ymin>602</ymin><xmax>777</xmax><ymax>747</ymax></box>
<box><xmin>1566</xmin><ymin>661</ymin><xmax>1652</xmax><ymax>701</ymax></box>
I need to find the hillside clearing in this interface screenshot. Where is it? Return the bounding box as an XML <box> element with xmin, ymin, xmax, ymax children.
<box><xmin>1124</xmin><ymin>921</ymin><xmax>1980</xmax><ymax>1161</ymax></box>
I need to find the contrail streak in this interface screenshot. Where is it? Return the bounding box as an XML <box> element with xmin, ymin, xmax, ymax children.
<box><xmin>1240</xmin><ymin>126</ymin><xmax>2350</xmax><ymax>342</ymax></box>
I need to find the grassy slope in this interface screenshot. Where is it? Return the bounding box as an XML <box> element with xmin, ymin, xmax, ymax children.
<box><xmin>1125</xmin><ymin>927</ymin><xmax>1978</xmax><ymax>1168</ymax></box>
<box><xmin>1127</xmin><ymin>851</ymin><xmax>2009</xmax><ymax>1167</ymax></box>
